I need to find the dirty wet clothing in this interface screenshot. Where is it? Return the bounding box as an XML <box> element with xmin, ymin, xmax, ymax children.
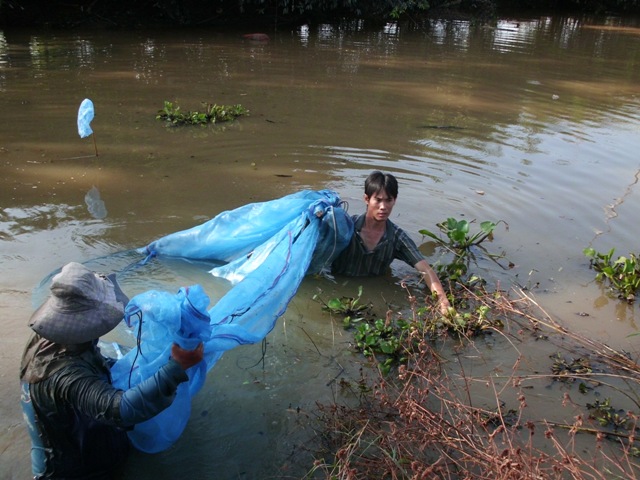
<box><xmin>20</xmin><ymin>333</ymin><xmax>187</xmax><ymax>479</ymax></box>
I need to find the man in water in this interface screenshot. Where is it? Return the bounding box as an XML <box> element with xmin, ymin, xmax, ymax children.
<box><xmin>20</xmin><ymin>262</ymin><xmax>204</xmax><ymax>479</ymax></box>
<box><xmin>332</xmin><ymin>171</ymin><xmax>451</xmax><ymax>315</ymax></box>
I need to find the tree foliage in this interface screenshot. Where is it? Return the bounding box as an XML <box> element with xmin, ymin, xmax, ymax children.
<box><xmin>2</xmin><ymin>0</ymin><xmax>638</xmax><ymax>28</ymax></box>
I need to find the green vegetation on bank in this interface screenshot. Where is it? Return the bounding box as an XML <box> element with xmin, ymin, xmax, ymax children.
<box><xmin>2</xmin><ymin>0</ymin><xmax>639</xmax><ymax>28</ymax></box>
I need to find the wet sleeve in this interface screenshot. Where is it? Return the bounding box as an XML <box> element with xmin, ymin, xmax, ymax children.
<box><xmin>118</xmin><ymin>359</ymin><xmax>188</xmax><ymax>426</ymax></box>
<box><xmin>56</xmin><ymin>359</ymin><xmax>188</xmax><ymax>428</ymax></box>
<box><xmin>54</xmin><ymin>367</ymin><xmax>126</xmax><ymax>426</ymax></box>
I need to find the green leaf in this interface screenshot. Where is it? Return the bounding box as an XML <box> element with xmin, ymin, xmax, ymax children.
<box><xmin>327</xmin><ymin>298</ymin><xmax>345</xmax><ymax>311</ymax></box>
<box><xmin>418</xmin><ymin>228</ymin><xmax>442</xmax><ymax>242</ymax></box>
<box><xmin>480</xmin><ymin>221</ymin><xmax>496</xmax><ymax>234</ymax></box>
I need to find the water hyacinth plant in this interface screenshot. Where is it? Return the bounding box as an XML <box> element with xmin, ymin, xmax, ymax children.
<box><xmin>584</xmin><ymin>247</ymin><xmax>640</xmax><ymax>302</ymax></box>
<box><xmin>156</xmin><ymin>100</ymin><xmax>248</xmax><ymax>126</ymax></box>
<box><xmin>314</xmin><ymin>284</ymin><xmax>504</xmax><ymax>375</ymax></box>
<box><xmin>310</xmin><ymin>287</ymin><xmax>640</xmax><ymax>479</ymax></box>
<box><xmin>420</xmin><ymin>217</ymin><xmax>509</xmax><ymax>285</ymax></box>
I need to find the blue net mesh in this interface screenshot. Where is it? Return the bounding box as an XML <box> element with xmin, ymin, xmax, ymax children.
<box><xmin>109</xmin><ymin>190</ymin><xmax>353</xmax><ymax>452</ymax></box>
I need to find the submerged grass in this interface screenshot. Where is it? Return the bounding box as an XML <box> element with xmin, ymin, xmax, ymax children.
<box><xmin>308</xmin><ymin>286</ymin><xmax>640</xmax><ymax>479</ymax></box>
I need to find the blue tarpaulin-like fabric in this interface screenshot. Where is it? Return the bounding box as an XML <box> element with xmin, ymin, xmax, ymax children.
<box><xmin>110</xmin><ymin>190</ymin><xmax>353</xmax><ymax>452</ymax></box>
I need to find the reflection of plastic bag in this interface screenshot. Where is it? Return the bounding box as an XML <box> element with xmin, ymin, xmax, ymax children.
<box><xmin>110</xmin><ymin>285</ymin><xmax>211</xmax><ymax>453</ymax></box>
<box><xmin>85</xmin><ymin>186</ymin><xmax>107</xmax><ymax>219</ymax></box>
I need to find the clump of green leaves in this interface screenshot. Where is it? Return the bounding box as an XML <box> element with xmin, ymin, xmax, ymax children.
<box><xmin>314</xmin><ymin>286</ymin><xmax>503</xmax><ymax>375</ymax></box>
<box><xmin>421</xmin><ymin>218</ymin><xmax>499</xmax><ymax>249</ymax></box>
<box><xmin>584</xmin><ymin>247</ymin><xmax>640</xmax><ymax>302</ymax></box>
<box><xmin>313</xmin><ymin>287</ymin><xmax>415</xmax><ymax>375</ymax></box>
<box><xmin>435</xmin><ymin>304</ymin><xmax>497</xmax><ymax>337</ymax></box>
<box><xmin>420</xmin><ymin>217</ymin><xmax>508</xmax><ymax>285</ymax></box>
<box><xmin>352</xmin><ymin>318</ymin><xmax>414</xmax><ymax>375</ymax></box>
<box><xmin>587</xmin><ymin>398</ymin><xmax>630</xmax><ymax>431</ymax></box>
<box><xmin>313</xmin><ymin>285</ymin><xmax>372</xmax><ymax>328</ymax></box>
<box><xmin>156</xmin><ymin>100</ymin><xmax>248</xmax><ymax>126</ymax></box>
<box><xmin>550</xmin><ymin>352</ymin><xmax>593</xmax><ymax>381</ymax></box>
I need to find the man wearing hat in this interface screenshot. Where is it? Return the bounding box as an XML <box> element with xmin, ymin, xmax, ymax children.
<box><xmin>19</xmin><ymin>262</ymin><xmax>204</xmax><ymax>479</ymax></box>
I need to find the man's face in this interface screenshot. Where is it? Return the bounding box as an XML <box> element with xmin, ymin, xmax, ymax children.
<box><xmin>365</xmin><ymin>188</ymin><xmax>396</xmax><ymax>221</ymax></box>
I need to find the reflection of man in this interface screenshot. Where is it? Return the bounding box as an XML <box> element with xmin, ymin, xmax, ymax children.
<box><xmin>332</xmin><ymin>171</ymin><xmax>451</xmax><ymax>315</ymax></box>
<box><xmin>20</xmin><ymin>262</ymin><xmax>204</xmax><ymax>479</ymax></box>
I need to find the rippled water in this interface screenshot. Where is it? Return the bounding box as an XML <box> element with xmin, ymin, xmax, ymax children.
<box><xmin>1</xmin><ymin>16</ymin><xmax>640</xmax><ymax>479</ymax></box>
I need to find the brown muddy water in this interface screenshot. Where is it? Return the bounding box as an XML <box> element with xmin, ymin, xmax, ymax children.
<box><xmin>1</xmin><ymin>15</ymin><xmax>640</xmax><ymax>479</ymax></box>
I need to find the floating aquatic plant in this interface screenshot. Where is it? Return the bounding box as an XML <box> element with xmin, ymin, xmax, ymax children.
<box><xmin>584</xmin><ymin>247</ymin><xmax>640</xmax><ymax>302</ymax></box>
<box><xmin>420</xmin><ymin>217</ymin><xmax>509</xmax><ymax>285</ymax></box>
<box><xmin>156</xmin><ymin>100</ymin><xmax>248</xmax><ymax>126</ymax></box>
<box><xmin>314</xmin><ymin>284</ymin><xmax>503</xmax><ymax>375</ymax></box>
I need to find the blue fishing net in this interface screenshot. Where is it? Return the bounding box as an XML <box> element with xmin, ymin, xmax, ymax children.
<box><xmin>110</xmin><ymin>189</ymin><xmax>353</xmax><ymax>452</ymax></box>
<box><xmin>141</xmin><ymin>189</ymin><xmax>345</xmax><ymax>264</ymax></box>
<box><xmin>110</xmin><ymin>286</ymin><xmax>211</xmax><ymax>453</ymax></box>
